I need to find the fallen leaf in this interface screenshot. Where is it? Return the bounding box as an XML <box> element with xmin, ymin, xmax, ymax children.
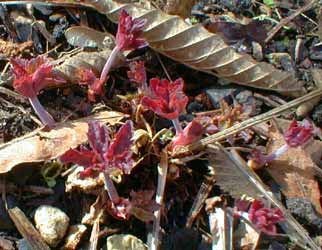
<box><xmin>83</xmin><ymin>0</ymin><xmax>301</xmax><ymax>95</ymax></box>
<box><xmin>6</xmin><ymin>0</ymin><xmax>301</xmax><ymax>95</ymax></box>
<box><xmin>163</xmin><ymin>0</ymin><xmax>196</xmax><ymax>19</ymax></box>
<box><xmin>205</xmin><ymin>20</ymin><xmax>267</xmax><ymax>45</ymax></box>
<box><xmin>54</xmin><ymin>49</ymin><xmax>124</xmax><ymax>82</ymax></box>
<box><xmin>65</xmin><ymin>26</ymin><xmax>115</xmax><ymax>49</ymax></box>
<box><xmin>0</xmin><ymin>111</ymin><xmax>127</xmax><ymax>174</ymax></box>
<box><xmin>0</xmin><ymin>39</ymin><xmax>33</xmax><ymax>58</ymax></box>
<box><xmin>266</xmin><ymin>122</ymin><xmax>322</xmax><ymax>214</ymax></box>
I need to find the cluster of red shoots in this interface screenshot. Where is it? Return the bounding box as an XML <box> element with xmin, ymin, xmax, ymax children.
<box><xmin>10</xmin><ymin>10</ymin><xmax>298</xmax><ymax>230</ymax></box>
<box><xmin>8</xmin><ymin>10</ymin><xmax>205</xmax><ymax>220</ymax></box>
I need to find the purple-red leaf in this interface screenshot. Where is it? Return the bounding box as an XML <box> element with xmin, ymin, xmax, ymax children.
<box><xmin>284</xmin><ymin>120</ymin><xmax>314</xmax><ymax>147</ymax></box>
<box><xmin>87</xmin><ymin>120</ymin><xmax>110</xmax><ymax>158</ymax></box>
<box><xmin>127</xmin><ymin>61</ymin><xmax>147</xmax><ymax>88</ymax></box>
<box><xmin>106</xmin><ymin>120</ymin><xmax>134</xmax><ymax>174</ymax></box>
<box><xmin>116</xmin><ymin>10</ymin><xmax>147</xmax><ymax>51</ymax></box>
<box><xmin>60</xmin><ymin>120</ymin><xmax>135</xmax><ymax>176</ymax></box>
<box><xmin>248</xmin><ymin>200</ymin><xmax>284</xmax><ymax>235</ymax></box>
<box><xmin>60</xmin><ymin>147</ymin><xmax>97</xmax><ymax>169</ymax></box>
<box><xmin>76</xmin><ymin>68</ymin><xmax>104</xmax><ymax>102</ymax></box>
<box><xmin>170</xmin><ymin>120</ymin><xmax>204</xmax><ymax>150</ymax></box>
<box><xmin>10</xmin><ymin>56</ymin><xmax>65</xmax><ymax>98</ymax></box>
<box><xmin>141</xmin><ymin>78</ymin><xmax>188</xmax><ymax>120</ymax></box>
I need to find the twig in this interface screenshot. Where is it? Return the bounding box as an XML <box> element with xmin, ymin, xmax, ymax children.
<box><xmin>8</xmin><ymin>207</ymin><xmax>51</xmax><ymax>250</ymax></box>
<box><xmin>186</xmin><ymin>172</ymin><xmax>215</xmax><ymax>228</ymax></box>
<box><xmin>173</xmin><ymin>88</ymin><xmax>322</xmax><ymax>156</ymax></box>
<box><xmin>265</xmin><ymin>0</ymin><xmax>317</xmax><ymax>43</ymax></box>
<box><xmin>155</xmin><ymin>52</ymin><xmax>172</xmax><ymax>81</ymax></box>
<box><xmin>150</xmin><ymin>150</ymin><xmax>168</xmax><ymax>250</ymax></box>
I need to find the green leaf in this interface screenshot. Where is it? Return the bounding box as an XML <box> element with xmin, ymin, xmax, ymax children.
<box><xmin>263</xmin><ymin>0</ymin><xmax>276</xmax><ymax>8</ymax></box>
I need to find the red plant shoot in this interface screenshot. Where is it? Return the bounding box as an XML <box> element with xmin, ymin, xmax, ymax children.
<box><xmin>248</xmin><ymin>200</ymin><xmax>284</xmax><ymax>235</ymax></box>
<box><xmin>141</xmin><ymin>77</ymin><xmax>188</xmax><ymax>133</ymax></box>
<box><xmin>127</xmin><ymin>60</ymin><xmax>148</xmax><ymax>93</ymax></box>
<box><xmin>170</xmin><ymin>119</ymin><xmax>204</xmax><ymax>150</ymax></box>
<box><xmin>10</xmin><ymin>55</ymin><xmax>65</xmax><ymax>127</ymax></box>
<box><xmin>248</xmin><ymin>119</ymin><xmax>314</xmax><ymax>169</ymax></box>
<box><xmin>60</xmin><ymin>120</ymin><xmax>134</xmax><ymax>206</ymax></box>
<box><xmin>107</xmin><ymin>190</ymin><xmax>159</xmax><ymax>221</ymax></box>
<box><xmin>100</xmin><ymin>10</ymin><xmax>146</xmax><ymax>84</ymax></box>
<box><xmin>75</xmin><ymin>68</ymin><xmax>104</xmax><ymax>102</ymax></box>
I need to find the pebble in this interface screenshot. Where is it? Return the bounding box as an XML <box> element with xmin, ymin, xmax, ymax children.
<box><xmin>106</xmin><ymin>234</ymin><xmax>146</xmax><ymax>250</ymax></box>
<box><xmin>34</xmin><ymin>205</ymin><xmax>70</xmax><ymax>247</ymax></box>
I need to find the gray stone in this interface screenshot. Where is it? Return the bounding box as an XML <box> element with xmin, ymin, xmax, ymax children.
<box><xmin>34</xmin><ymin>205</ymin><xmax>69</xmax><ymax>247</ymax></box>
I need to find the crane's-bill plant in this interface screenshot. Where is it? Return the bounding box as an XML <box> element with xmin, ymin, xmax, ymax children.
<box><xmin>60</xmin><ymin>120</ymin><xmax>157</xmax><ymax>220</ymax></box>
<box><xmin>141</xmin><ymin>77</ymin><xmax>204</xmax><ymax>150</ymax></box>
<box><xmin>75</xmin><ymin>68</ymin><xmax>104</xmax><ymax>102</ymax></box>
<box><xmin>127</xmin><ymin>60</ymin><xmax>148</xmax><ymax>94</ymax></box>
<box><xmin>248</xmin><ymin>119</ymin><xmax>314</xmax><ymax>169</ymax></box>
<box><xmin>10</xmin><ymin>55</ymin><xmax>65</xmax><ymax>128</ymax></box>
<box><xmin>99</xmin><ymin>10</ymin><xmax>147</xmax><ymax>84</ymax></box>
<box><xmin>248</xmin><ymin>200</ymin><xmax>285</xmax><ymax>235</ymax></box>
<box><xmin>234</xmin><ymin>199</ymin><xmax>285</xmax><ymax>235</ymax></box>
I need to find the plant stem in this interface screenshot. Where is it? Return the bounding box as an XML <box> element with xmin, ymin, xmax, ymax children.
<box><xmin>29</xmin><ymin>96</ymin><xmax>55</xmax><ymax>128</ymax></box>
<box><xmin>265</xmin><ymin>144</ymin><xmax>289</xmax><ymax>162</ymax></box>
<box><xmin>171</xmin><ymin>118</ymin><xmax>182</xmax><ymax>134</ymax></box>
<box><xmin>100</xmin><ymin>46</ymin><xmax>120</xmax><ymax>83</ymax></box>
<box><xmin>103</xmin><ymin>172</ymin><xmax>120</xmax><ymax>204</ymax></box>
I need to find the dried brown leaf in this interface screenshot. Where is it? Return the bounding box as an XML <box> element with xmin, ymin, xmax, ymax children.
<box><xmin>54</xmin><ymin>49</ymin><xmax>123</xmax><ymax>82</ymax></box>
<box><xmin>0</xmin><ymin>39</ymin><xmax>33</xmax><ymax>58</ymax></box>
<box><xmin>266</xmin><ymin>122</ymin><xmax>322</xmax><ymax>214</ymax></box>
<box><xmin>65</xmin><ymin>26</ymin><xmax>115</xmax><ymax>49</ymax></box>
<box><xmin>82</xmin><ymin>0</ymin><xmax>301</xmax><ymax>95</ymax></box>
<box><xmin>163</xmin><ymin>0</ymin><xmax>195</xmax><ymax>19</ymax></box>
<box><xmin>0</xmin><ymin>111</ymin><xmax>127</xmax><ymax>174</ymax></box>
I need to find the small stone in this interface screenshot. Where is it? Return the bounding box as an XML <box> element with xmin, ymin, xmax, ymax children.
<box><xmin>34</xmin><ymin>205</ymin><xmax>70</xmax><ymax>247</ymax></box>
<box><xmin>106</xmin><ymin>234</ymin><xmax>146</xmax><ymax>250</ymax></box>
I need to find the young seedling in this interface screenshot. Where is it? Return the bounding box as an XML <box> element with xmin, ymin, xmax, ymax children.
<box><xmin>248</xmin><ymin>200</ymin><xmax>285</xmax><ymax>235</ymax></box>
<box><xmin>127</xmin><ymin>60</ymin><xmax>148</xmax><ymax>94</ymax></box>
<box><xmin>60</xmin><ymin>120</ymin><xmax>158</xmax><ymax>220</ymax></box>
<box><xmin>60</xmin><ymin>121</ymin><xmax>134</xmax><ymax>211</ymax></box>
<box><xmin>248</xmin><ymin>119</ymin><xmax>314</xmax><ymax>169</ymax></box>
<box><xmin>141</xmin><ymin>77</ymin><xmax>204</xmax><ymax>149</ymax></box>
<box><xmin>100</xmin><ymin>10</ymin><xmax>146</xmax><ymax>84</ymax></box>
<box><xmin>75</xmin><ymin>68</ymin><xmax>104</xmax><ymax>102</ymax></box>
<box><xmin>234</xmin><ymin>198</ymin><xmax>285</xmax><ymax>235</ymax></box>
<box><xmin>10</xmin><ymin>56</ymin><xmax>65</xmax><ymax>128</ymax></box>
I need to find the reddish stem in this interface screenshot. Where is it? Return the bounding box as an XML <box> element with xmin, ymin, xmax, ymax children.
<box><xmin>103</xmin><ymin>172</ymin><xmax>120</xmax><ymax>204</ymax></box>
<box><xmin>171</xmin><ymin>118</ymin><xmax>183</xmax><ymax>134</ymax></box>
<box><xmin>100</xmin><ymin>46</ymin><xmax>120</xmax><ymax>83</ymax></box>
<box><xmin>29</xmin><ymin>96</ymin><xmax>55</xmax><ymax>128</ymax></box>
